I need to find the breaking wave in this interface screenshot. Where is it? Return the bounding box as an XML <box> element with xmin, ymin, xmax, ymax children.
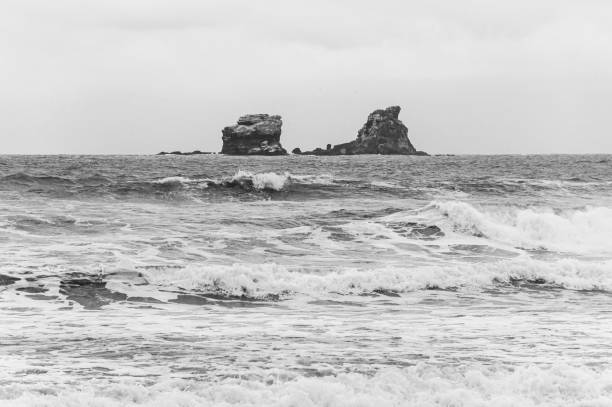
<box><xmin>0</xmin><ymin>170</ymin><xmax>342</xmax><ymax>199</ymax></box>
<box><xmin>151</xmin><ymin>171</ymin><xmax>337</xmax><ymax>193</ymax></box>
<box><xmin>140</xmin><ymin>257</ymin><xmax>612</xmax><ymax>299</ymax></box>
<box><xmin>408</xmin><ymin>201</ymin><xmax>612</xmax><ymax>255</ymax></box>
<box><xmin>4</xmin><ymin>363</ymin><xmax>611</xmax><ymax>406</ymax></box>
<box><xmin>6</xmin><ymin>257</ymin><xmax>610</xmax><ymax>306</ymax></box>
<box><xmin>229</xmin><ymin>170</ymin><xmax>289</xmax><ymax>191</ymax></box>
<box><xmin>152</xmin><ymin>172</ymin><xmax>292</xmax><ymax>191</ymax></box>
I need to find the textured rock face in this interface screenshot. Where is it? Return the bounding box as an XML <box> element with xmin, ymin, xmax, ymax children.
<box><xmin>351</xmin><ymin>106</ymin><xmax>416</xmax><ymax>154</ymax></box>
<box><xmin>299</xmin><ymin>106</ymin><xmax>425</xmax><ymax>155</ymax></box>
<box><xmin>221</xmin><ymin>114</ymin><xmax>287</xmax><ymax>155</ymax></box>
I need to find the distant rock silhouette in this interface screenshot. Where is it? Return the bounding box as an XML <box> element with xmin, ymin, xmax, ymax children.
<box><xmin>297</xmin><ymin>106</ymin><xmax>427</xmax><ymax>155</ymax></box>
<box><xmin>221</xmin><ymin>114</ymin><xmax>287</xmax><ymax>155</ymax></box>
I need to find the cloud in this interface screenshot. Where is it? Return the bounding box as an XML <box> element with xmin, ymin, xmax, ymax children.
<box><xmin>0</xmin><ymin>0</ymin><xmax>611</xmax><ymax>153</ymax></box>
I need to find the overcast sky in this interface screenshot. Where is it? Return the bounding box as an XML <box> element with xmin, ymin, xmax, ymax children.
<box><xmin>1</xmin><ymin>0</ymin><xmax>611</xmax><ymax>154</ymax></box>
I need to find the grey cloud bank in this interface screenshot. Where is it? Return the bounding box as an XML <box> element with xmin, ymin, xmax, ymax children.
<box><xmin>1</xmin><ymin>0</ymin><xmax>611</xmax><ymax>154</ymax></box>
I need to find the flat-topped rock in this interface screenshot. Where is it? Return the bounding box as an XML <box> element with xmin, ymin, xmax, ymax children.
<box><xmin>221</xmin><ymin>114</ymin><xmax>287</xmax><ymax>155</ymax></box>
<box><xmin>297</xmin><ymin>106</ymin><xmax>427</xmax><ymax>155</ymax></box>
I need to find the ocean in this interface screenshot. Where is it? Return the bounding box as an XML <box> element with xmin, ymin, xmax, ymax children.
<box><xmin>1</xmin><ymin>154</ymin><xmax>611</xmax><ymax>406</ymax></box>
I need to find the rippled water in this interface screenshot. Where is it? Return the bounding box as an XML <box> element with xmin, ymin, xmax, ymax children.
<box><xmin>1</xmin><ymin>154</ymin><xmax>612</xmax><ymax>406</ymax></box>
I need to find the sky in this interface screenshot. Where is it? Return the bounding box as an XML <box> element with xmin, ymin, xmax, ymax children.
<box><xmin>1</xmin><ymin>0</ymin><xmax>611</xmax><ymax>154</ymax></box>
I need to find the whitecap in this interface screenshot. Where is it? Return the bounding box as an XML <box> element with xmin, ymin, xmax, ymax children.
<box><xmin>4</xmin><ymin>363</ymin><xmax>612</xmax><ymax>406</ymax></box>
<box><xmin>231</xmin><ymin>170</ymin><xmax>289</xmax><ymax>191</ymax></box>
<box><xmin>152</xmin><ymin>176</ymin><xmax>197</xmax><ymax>185</ymax></box>
<box><xmin>410</xmin><ymin>201</ymin><xmax>612</xmax><ymax>255</ymax></box>
<box><xmin>140</xmin><ymin>257</ymin><xmax>612</xmax><ymax>298</ymax></box>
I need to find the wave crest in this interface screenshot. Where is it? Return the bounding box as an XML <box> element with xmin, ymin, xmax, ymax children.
<box><xmin>141</xmin><ymin>258</ymin><xmax>612</xmax><ymax>298</ymax></box>
<box><xmin>416</xmin><ymin>201</ymin><xmax>612</xmax><ymax>255</ymax></box>
<box><xmin>230</xmin><ymin>170</ymin><xmax>289</xmax><ymax>191</ymax></box>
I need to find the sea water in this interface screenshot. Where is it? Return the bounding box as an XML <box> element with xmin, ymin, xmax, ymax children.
<box><xmin>1</xmin><ymin>154</ymin><xmax>611</xmax><ymax>406</ymax></box>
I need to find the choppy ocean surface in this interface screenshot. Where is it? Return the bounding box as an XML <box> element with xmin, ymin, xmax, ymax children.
<box><xmin>1</xmin><ymin>154</ymin><xmax>612</xmax><ymax>406</ymax></box>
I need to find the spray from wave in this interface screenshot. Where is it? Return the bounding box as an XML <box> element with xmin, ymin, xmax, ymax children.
<box><xmin>229</xmin><ymin>170</ymin><xmax>289</xmax><ymax>191</ymax></box>
<box><xmin>398</xmin><ymin>201</ymin><xmax>612</xmax><ymax>255</ymax></box>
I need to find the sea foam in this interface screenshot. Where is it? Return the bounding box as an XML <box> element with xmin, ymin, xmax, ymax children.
<box><xmin>4</xmin><ymin>363</ymin><xmax>612</xmax><ymax>406</ymax></box>
<box><xmin>410</xmin><ymin>201</ymin><xmax>612</xmax><ymax>255</ymax></box>
<box><xmin>141</xmin><ymin>257</ymin><xmax>612</xmax><ymax>298</ymax></box>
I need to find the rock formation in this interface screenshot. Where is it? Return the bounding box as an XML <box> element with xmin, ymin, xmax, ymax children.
<box><xmin>297</xmin><ymin>106</ymin><xmax>426</xmax><ymax>155</ymax></box>
<box><xmin>221</xmin><ymin>114</ymin><xmax>287</xmax><ymax>155</ymax></box>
